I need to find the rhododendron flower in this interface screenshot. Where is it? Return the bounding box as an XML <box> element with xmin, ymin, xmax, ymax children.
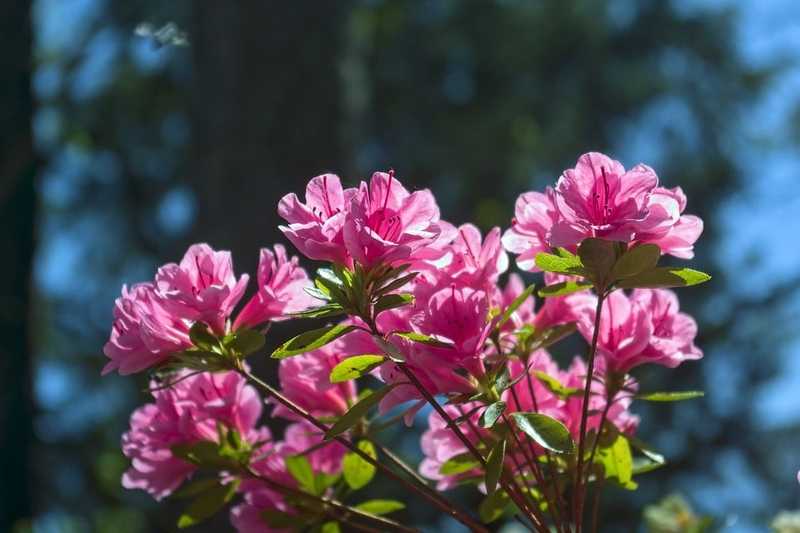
<box><xmin>559</xmin><ymin>357</ymin><xmax>639</xmax><ymax>438</ymax></box>
<box><xmin>102</xmin><ymin>283</ymin><xmax>191</xmax><ymax>375</ymax></box>
<box><xmin>344</xmin><ymin>170</ymin><xmax>443</xmax><ymax>267</ymax></box>
<box><xmin>121</xmin><ymin>371</ymin><xmax>264</xmax><ymax>500</ymax></box>
<box><xmin>271</xmin><ymin>340</ymin><xmax>358</xmax><ymax>421</ymax></box>
<box><xmin>502</xmin><ymin>188</ymin><xmax>559</xmax><ymax>271</ymax></box>
<box><xmin>155</xmin><ymin>243</ymin><xmax>249</xmax><ymax>334</ymax></box>
<box><xmin>578</xmin><ymin>289</ymin><xmax>702</xmax><ymax>373</ymax></box>
<box><xmin>278</xmin><ymin>173</ymin><xmax>354</xmax><ymax>265</ymax></box>
<box><xmin>550</xmin><ymin>152</ymin><xmax>663</xmax><ymax>247</ymax></box>
<box><xmin>535</xmin><ymin>273</ymin><xmax>597</xmax><ymax>330</ymax></box>
<box><xmin>501</xmin><ymin>353</ymin><xmax>562</xmax><ymax>417</ymax></box>
<box><xmin>631</xmin><ymin>288</ymin><xmax>702</xmax><ymax>367</ymax></box>
<box><xmin>637</xmin><ymin>186</ymin><xmax>703</xmax><ymax>258</ymax></box>
<box><xmin>233</xmin><ymin>244</ymin><xmax>314</xmax><ymax>330</ymax></box>
<box><xmin>444</xmin><ymin>224</ymin><xmax>508</xmax><ymax>288</ymax></box>
<box><xmin>232</xmin><ymin>421</ymin><xmax>345</xmax><ymax>532</ymax></box>
<box><xmin>577</xmin><ymin>290</ymin><xmax>653</xmax><ymax>373</ymax></box>
<box><xmin>419</xmin><ymin>402</ymin><xmax>487</xmax><ymax>490</ymax></box>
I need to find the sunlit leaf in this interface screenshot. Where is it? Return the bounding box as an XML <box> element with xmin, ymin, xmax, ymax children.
<box><xmin>329</xmin><ymin>355</ymin><xmax>387</xmax><ymax>383</ymax></box>
<box><xmin>510</xmin><ymin>412</ymin><xmax>575</xmax><ymax>454</ymax></box>
<box><xmin>272</xmin><ymin>324</ymin><xmax>358</xmax><ymax>359</ymax></box>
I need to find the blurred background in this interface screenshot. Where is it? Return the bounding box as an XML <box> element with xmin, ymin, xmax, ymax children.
<box><xmin>2</xmin><ymin>0</ymin><xmax>800</xmax><ymax>531</ymax></box>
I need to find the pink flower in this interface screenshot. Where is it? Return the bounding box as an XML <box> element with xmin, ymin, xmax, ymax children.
<box><xmin>577</xmin><ymin>290</ymin><xmax>653</xmax><ymax>373</ymax></box>
<box><xmin>271</xmin><ymin>340</ymin><xmax>358</xmax><ymax>421</ymax></box>
<box><xmin>121</xmin><ymin>371</ymin><xmax>264</xmax><ymax>500</ymax></box>
<box><xmin>155</xmin><ymin>243</ymin><xmax>249</xmax><ymax>334</ymax></box>
<box><xmin>558</xmin><ymin>357</ymin><xmax>639</xmax><ymax>438</ymax></box>
<box><xmin>501</xmin><ymin>353</ymin><xmax>562</xmax><ymax>418</ymax></box>
<box><xmin>535</xmin><ymin>273</ymin><xmax>597</xmax><ymax>330</ymax></box>
<box><xmin>232</xmin><ymin>421</ymin><xmax>345</xmax><ymax>532</ymax></box>
<box><xmin>502</xmin><ymin>188</ymin><xmax>559</xmax><ymax>271</ymax></box>
<box><xmin>578</xmin><ymin>289</ymin><xmax>702</xmax><ymax>373</ymax></box>
<box><xmin>278</xmin><ymin>174</ymin><xmax>355</xmax><ymax>265</ymax></box>
<box><xmin>631</xmin><ymin>289</ymin><xmax>703</xmax><ymax>368</ymax></box>
<box><xmin>419</xmin><ymin>402</ymin><xmax>487</xmax><ymax>490</ymax></box>
<box><xmin>550</xmin><ymin>152</ymin><xmax>663</xmax><ymax>247</ymax></box>
<box><xmin>637</xmin><ymin>187</ymin><xmax>703</xmax><ymax>259</ymax></box>
<box><xmin>233</xmin><ymin>245</ymin><xmax>314</xmax><ymax>330</ymax></box>
<box><xmin>102</xmin><ymin>283</ymin><xmax>191</xmax><ymax>375</ymax></box>
<box><xmin>445</xmin><ymin>225</ymin><xmax>508</xmax><ymax>289</ymax></box>
<box><xmin>343</xmin><ymin>170</ymin><xmax>443</xmax><ymax>268</ymax></box>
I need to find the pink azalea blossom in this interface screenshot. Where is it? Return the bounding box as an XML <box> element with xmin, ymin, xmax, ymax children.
<box><xmin>232</xmin><ymin>421</ymin><xmax>345</xmax><ymax>532</ymax></box>
<box><xmin>631</xmin><ymin>288</ymin><xmax>703</xmax><ymax>368</ymax></box>
<box><xmin>343</xmin><ymin>170</ymin><xmax>443</xmax><ymax>268</ymax></box>
<box><xmin>550</xmin><ymin>152</ymin><xmax>664</xmax><ymax>247</ymax></box>
<box><xmin>535</xmin><ymin>273</ymin><xmax>597</xmax><ymax>330</ymax></box>
<box><xmin>233</xmin><ymin>244</ymin><xmax>314</xmax><ymax>330</ymax></box>
<box><xmin>577</xmin><ymin>289</ymin><xmax>702</xmax><ymax>373</ymax></box>
<box><xmin>445</xmin><ymin>224</ymin><xmax>508</xmax><ymax>289</ymax></box>
<box><xmin>271</xmin><ymin>340</ymin><xmax>358</xmax><ymax>421</ymax></box>
<box><xmin>102</xmin><ymin>283</ymin><xmax>191</xmax><ymax>375</ymax></box>
<box><xmin>419</xmin><ymin>402</ymin><xmax>487</xmax><ymax>490</ymax></box>
<box><xmin>121</xmin><ymin>371</ymin><xmax>264</xmax><ymax>500</ymax></box>
<box><xmin>155</xmin><ymin>243</ymin><xmax>249</xmax><ymax>334</ymax></box>
<box><xmin>502</xmin><ymin>188</ymin><xmax>559</xmax><ymax>271</ymax></box>
<box><xmin>501</xmin><ymin>353</ymin><xmax>562</xmax><ymax>418</ymax></box>
<box><xmin>278</xmin><ymin>173</ymin><xmax>355</xmax><ymax>265</ymax></box>
<box><xmin>577</xmin><ymin>290</ymin><xmax>653</xmax><ymax>373</ymax></box>
<box><xmin>558</xmin><ymin>357</ymin><xmax>639</xmax><ymax>438</ymax></box>
<box><xmin>636</xmin><ymin>186</ymin><xmax>703</xmax><ymax>258</ymax></box>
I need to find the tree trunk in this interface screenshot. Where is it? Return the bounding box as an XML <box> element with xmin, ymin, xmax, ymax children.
<box><xmin>189</xmin><ymin>2</ymin><xmax>348</xmax><ymax>268</ymax></box>
<box><xmin>0</xmin><ymin>0</ymin><xmax>35</xmax><ymax>528</ymax></box>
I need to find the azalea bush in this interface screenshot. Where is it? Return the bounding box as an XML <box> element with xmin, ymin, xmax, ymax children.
<box><xmin>103</xmin><ymin>152</ymin><xmax>713</xmax><ymax>532</ymax></box>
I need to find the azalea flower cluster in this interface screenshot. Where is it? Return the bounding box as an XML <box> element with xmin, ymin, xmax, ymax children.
<box><xmin>104</xmin><ymin>152</ymin><xmax>709</xmax><ymax>532</ymax></box>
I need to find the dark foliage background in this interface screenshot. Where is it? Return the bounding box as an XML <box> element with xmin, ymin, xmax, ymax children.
<box><xmin>2</xmin><ymin>1</ymin><xmax>800</xmax><ymax>532</ymax></box>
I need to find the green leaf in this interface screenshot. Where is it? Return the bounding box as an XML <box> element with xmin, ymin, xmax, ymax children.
<box><xmin>578</xmin><ymin>238</ymin><xmax>618</xmax><ymax>285</ymax></box>
<box><xmin>374</xmin><ymin>293</ymin><xmax>414</xmax><ymax>315</ymax></box>
<box><xmin>355</xmin><ymin>499</ymin><xmax>405</xmax><ymax>515</ymax></box>
<box><xmin>329</xmin><ymin>355</ymin><xmax>387</xmax><ymax>383</ymax></box>
<box><xmin>439</xmin><ymin>453</ymin><xmax>481</xmax><ymax>476</ymax></box>
<box><xmin>635</xmin><ymin>391</ymin><xmax>705</xmax><ymax>402</ymax></box>
<box><xmin>510</xmin><ymin>412</ymin><xmax>575</xmax><ymax>454</ymax></box>
<box><xmin>478</xmin><ymin>490</ymin><xmax>512</xmax><ymax>523</ymax></box>
<box><xmin>261</xmin><ymin>509</ymin><xmax>314</xmax><ymax>529</ymax></box>
<box><xmin>615</xmin><ymin>267</ymin><xmax>711</xmax><ymax>289</ymax></box>
<box><xmin>321</xmin><ymin>522</ymin><xmax>341</xmax><ymax>533</ymax></box>
<box><xmin>479</xmin><ymin>401</ymin><xmax>506</xmax><ymax>429</ymax></box>
<box><xmin>272</xmin><ymin>324</ymin><xmax>358</xmax><ymax>359</ymax></box>
<box><xmin>537</xmin><ymin>279</ymin><xmax>593</xmax><ymax>297</ymax></box>
<box><xmin>485</xmin><ymin>439</ymin><xmax>506</xmax><ymax>494</ymax></box>
<box><xmin>497</xmin><ymin>284</ymin><xmax>535</xmax><ymax>327</ymax></box>
<box><xmin>291</xmin><ymin>304</ymin><xmax>346</xmax><ymax>319</ymax></box>
<box><xmin>534</xmin><ymin>251</ymin><xmax>586</xmax><ymax>276</ymax></box>
<box><xmin>172</xmin><ymin>478</ymin><xmax>220</xmax><ymax>499</ymax></box>
<box><xmin>226</xmin><ymin>328</ymin><xmax>265</xmax><ymax>356</ymax></box>
<box><xmin>317</xmin><ymin>268</ymin><xmax>344</xmax><ymax>287</ymax></box>
<box><xmin>533</xmin><ymin>370</ymin><xmax>581</xmax><ymax>400</ymax></box>
<box><xmin>375</xmin><ymin>272</ymin><xmax>418</xmax><ymax>296</ymax></box>
<box><xmin>285</xmin><ymin>455</ymin><xmax>316</xmax><ymax>494</ymax></box>
<box><xmin>304</xmin><ymin>286</ymin><xmax>332</xmax><ymax>301</ymax></box>
<box><xmin>325</xmin><ymin>384</ymin><xmax>399</xmax><ymax>438</ymax></box>
<box><xmin>392</xmin><ymin>331</ymin><xmax>453</xmax><ymax>349</ymax></box>
<box><xmin>177</xmin><ymin>479</ymin><xmax>238</xmax><ymax>528</ymax></box>
<box><xmin>527</xmin><ymin>323</ymin><xmax>577</xmax><ymax>352</ymax></box>
<box><xmin>610</xmin><ymin>243</ymin><xmax>661</xmax><ymax>280</ymax></box>
<box><xmin>342</xmin><ymin>440</ymin><xmax>377</xmax><ymax>490</ymax></box>
<box><xmin>595</xmin><ymin>433</ymin><xmax>636</xmax><ymax>490</ymax></box>
<box><xmin>189</xmin><ymin>322</ymin><xmax>219</xmax><ymax>351</ymax></box>
<box><xmin>171</xmin><ymin>441</ymin><xmax>237</xmax><ymax>469</ymax></box>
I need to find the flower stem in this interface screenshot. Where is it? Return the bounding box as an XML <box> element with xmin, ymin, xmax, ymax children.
<box><xmin>238</xmin><ymin>366</ymin><xmax>489</xmax><ymax>533</ymax></box>
<box><xmin>573</xmin><ymin>291</ymin><xmax>606</xmax><ymax>532</ymax></box>
<box><xmin>245</xmin><ymin>465</ymin><xmax>417</xmax><ymax>533</ymax></box>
